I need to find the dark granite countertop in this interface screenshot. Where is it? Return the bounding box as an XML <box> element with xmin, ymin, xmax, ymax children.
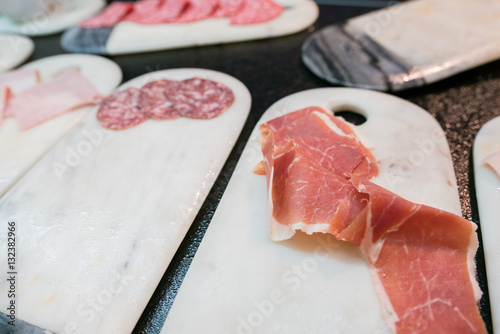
<box><xmin>26</xmin><ymin>3</ymin><xmax>499</xmax><ymax>333</ymax></box>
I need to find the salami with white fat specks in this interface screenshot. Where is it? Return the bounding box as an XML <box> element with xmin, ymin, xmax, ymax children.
<box><xmin>212</xmin><ymin>0</ymin><xmax>245</xmax><ymax>18</ymax></box>
<box><xmin>166</xmin><ymin>77</ymin><xmax>235</xmax><ymax>119</ymax></box>
<box><xmin>175</xmin><ymin>0</ymin><xmax>218</xmax><ymax>23</ymax></box>
<box><xmin>97</xmin><ymin>87</ymin><xmax>147</xmax><ymax>130</ymax></box>
<box><xmin>230</xmin><ymin>0</ymin><xmax>283</xmax><ymax>25</ymax></box>
<box><xmin>139</xmin><ymin>80</ymin><xmax>180</xmax><ymax>120</ymax></box>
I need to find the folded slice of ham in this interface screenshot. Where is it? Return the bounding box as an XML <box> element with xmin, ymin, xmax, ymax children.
<box><xmin>9</xmin><ymin>68</ymin><xmax>101</xmax><ymax>130</ymax></box>
<box><xmin>0</xmin><ymin>86</ymin><xmax>10</xmax><ymax>125</ymax></box>
<box><xmin>258</xmin><ymin>107</ymin><xmax>486</xmax><ymax>333</ymax></box>
<box><xmin>483</xmin><ymin>149</ymin><xmax>500</xmax><ymax>178</ymax></box>
<box><xmin>79</xmin><ymin>1</ymin><xmax>134</xmax><ymax>28</ymax></box>
<box><xmin>0</xmin><ymin>68</ymin><xmax>40</xmax><ymax>94</ymax></box>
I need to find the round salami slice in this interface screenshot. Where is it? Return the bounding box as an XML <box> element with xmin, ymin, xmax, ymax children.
<box><xmin>212</xmin><ymin>0</ymin><xmax>244</xmax><ymax>18</ymax></box>
<box><xmin>166</xmin><ymin>77</ymin><xmax>235</xmax><ymax>119</ymax></box>
<box><xmin>139</xmin><ymin>80</ymin><xmax>180</xmax><ymax>120</ymax></box>
<box><xmin>230</xmin><ymin>0</ymin><xmax>283</xmax><ymax>25</ymax></box>
<box><xmin>175</xmin><ymin>0</ymin><xmax>218</xmax><ymax>23</ymax></box>
<box><xmin>97</xmin><ymin>87</ymin><xmax>147</xmax><ymax>130</ymax></box>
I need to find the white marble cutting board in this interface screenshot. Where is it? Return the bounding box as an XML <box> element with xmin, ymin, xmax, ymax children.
<box><xmin>0</xmin><ymin>54</ymin><xmax>122</xmax><ymax>198</ymax></box>
<box><xmin>0</xmin><ymin>34</ymin><xmax>34</xmax><ymax>73</ymax></box>
<box><xmin>0</xmin><ymin>68</ymin><xmax>251</xmax><ymax>334</ymax></box>
<box><xmin>0</xmin><ymin>0</ymin><xmax>104</xmax><ymax>36</ymax></box>
<box><xmin>161</xmin><ymin>88</ymin><xmax>463</xmax><ymax>333</ymax></box>
<box><xmin>474</xmin><ymin>116</ymin><xmax>500</xmax><ymax>332</ymax></box>
<box><xmin>61</xmin><ymin>0</ymin><xmax>318</xmax><ymax>55</ymax></box>
<box><xmin>302</xmin><ymin>0</ymin><xmax>500</xmax><ymax>91</ymax></box>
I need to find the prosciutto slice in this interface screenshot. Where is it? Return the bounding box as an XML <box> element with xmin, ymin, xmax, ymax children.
<box><xmin>9</xmin><ymin>68</ymin><xmax>101</xmax><ymax>130</ymax></box>
<box><xmin>0</xmin><ymin>68</ymin><xmax>39</xmax><ymax>94</ymax></box>
<box><xmin>258</xmin><ymin>107</ymin><xmax>486</xmax><ymax>333</ymax></box>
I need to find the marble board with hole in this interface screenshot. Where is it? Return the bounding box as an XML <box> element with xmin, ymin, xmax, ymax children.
<box><xmin>160</xmin><ymin>88</ymin><xmax>472</xmax><ymax>333</ymax></box>
<box><xmin>0</xmin><ymin>68</ymin><xmax>251</xmax><ymax>333</ymax></box>
<box><xmin>61</xmin><ymin>0</ymin><xmax>318</xmax><ymax>55</ymax></box>
<box><xmin>302</xmin><ymin>0</ymin><xmax>500</xmax><ymax>91</ymax></box>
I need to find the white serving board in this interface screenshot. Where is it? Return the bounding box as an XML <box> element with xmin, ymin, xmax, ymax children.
<box><xmin>0</xmin><ymin>68</ymin><xmax>251</xmax><ymax>334</ymax></box>
<box><xmin>161</xmin><ymin>88</ymin><xmax>462</xmax><ymax>333</ymax></box>
<box><xmin>473</xmin><ymin>115</ymin><xmax>500</xmax><ymax>332</ymax></box>
<box><xmin>0</xmin><ymin>0</ymin><xmax>104</xmax><ymax>36</ymax></box>
<box><xmin>302</xmin><ymin>0</ymin><xmax>500</xmax><ymax>91</ymax></box>
<box><xmin>61</xmin><ymin>0</ymin><xmax>318</xmax><ymax>55</ymax></box>
<box><xmin>0</xmin><ymin>54</ymin><xmax>122</xmax><ymax>198</ymax></box>
<box><xmin>0</xmin><ymin>33</ymin><xmax>34</xmax><ymax>73</ymax></box>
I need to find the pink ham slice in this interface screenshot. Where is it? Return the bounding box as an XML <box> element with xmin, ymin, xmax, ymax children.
<box><xmin>174</xmin><ymin>0</ymin><xmax>218</xmax><ymax>23</ymax></box>
<box><xmin>9</xmin><ymin>68</ymin><xmax>101</xmax><ymax>130</ymax></box>
<box><xmin>230</xmin><ymin>0</ymin><xmax>283</xmax><ymax>25</ymax></box>
<box><xmin>258</xmin><ymin>107</ymin><xmax>486</xmax><ymax>333</ymax></box>
<box><xmin>483</xmin><ymin>150</ymin><xmax>500</xmax><ymax>178</ymax></box>
<box><xmin>0</xmin><ymin>86</ymin><xmax>10</xmax><ymax>125</ymax></box>
<box><xmin>125</xmin><ymin>0</ymin><xmax>189</xmax><ymax>24</ymax></box>
<box><xmin>79</xmin><ymin>1</ymin><xmax>134</xmax><ymax>28</ymax></box>
<box><xmin>0</xmin><ymin>68</ymin><xmax>40</xmax><ymax>94</ymax></box>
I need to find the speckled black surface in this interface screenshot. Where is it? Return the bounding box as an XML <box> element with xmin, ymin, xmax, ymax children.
<box><xmin>27</xmin><ymin>4</ymin><xmax>499</xmax><ymax>334</ymax></box>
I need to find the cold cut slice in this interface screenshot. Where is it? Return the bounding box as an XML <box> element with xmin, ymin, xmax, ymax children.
<box><xmin>483</xmin><ymin>149</ymin><xmax>500</xmax><ymax>178</ymax></box>
<box><xmin>258</xmin><ymin>106</ymin><xmax>486</xmax><ymax>333</ymax></box>
<box><xmin>0</xmin><ymin>86</ymin><xmax>10</xmax><ymax>125</ymax></box>
<box><xmin>174</xmin><ymin>0</ymin><xmax>218</xmax><ymax>23</ymax></box>
<box><xmin>212</xmin><ymin>0</ymin><xmax>244</xmax><ymax>18</ymax></box>
<box><xmin>126</xmin><ymin>0</ymin><xmax>189</xmax><ymax>24</ymax></box>
<box><xmin>230</xmin><ymin>0</ymin><xmax>283</xmax><ymax>25</ymax></box>
<box><xmin>139</xmin><ymin>80</ymin><xmax>180</xmax><ymax>120</ymax></box>
<box><xmin>97</xmin><ymin>87</ymin><xmax>147</xmax><ymax>130</ymax></box>
<box><xmin>166</xmin><ymin>77</ymin><xmax>234</xmax><ymax>119</ymax></box>
<box><xmin>10</xmin><ymin>68</ymin><xmax>101</xmax><ymax>130</ymax></box>
<box><xmin>80</xmin><ymin>2</ymin><xmax>134</xmax><ymax>28</ymax></box>
<box><xmin>0</xmin><ymin>68</ymin><xmax>39</xmax><ymax>94</ymax></box>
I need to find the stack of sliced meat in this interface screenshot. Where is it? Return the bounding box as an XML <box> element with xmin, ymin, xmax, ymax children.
<box><xmin>97</xmin><ymin>77</ymin><xmax>234</xmax><ymax>130</ymax></box>
<box><xmin>0</xmin><ymin>68</ymin><xmax>100</xmax><ymax>130</ymax></box>
<box><xmin>257</xmin><ymin>107</ymin><xmax>487</xmax><ymax>333</ymax></box>
<box><xmin>79</xmin><ymin>0</ymin><xmax>283</xmax><ymax>28</ymax></box>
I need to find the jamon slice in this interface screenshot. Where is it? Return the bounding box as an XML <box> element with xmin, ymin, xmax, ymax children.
<box><xmin>125</xmin><ymin>0</ymin><xmax>189</xmax><ymax>24</ymax></box>
<box><xmin>174</xmin><ymin>0</ymin><xmax>218</xmax><ymax>23</ymax></box>
<box><xmin>79</xmin><ymin>1</ymin><xmax>134</xmax><ymax>28</ymax></box>
<box><xmin>351</xmin><ymin>179</ymin><xmax>485</xmax><ymax>334</ymax></box>
<box><xmin>483</xmin><ymin>149</ymin><xmax>500</xmax><ymax>178</ymax></box>
<box><xmin>230</xmin><ymin>0</ymin><xmax>283</xmax><ymax>25</ymax></box>
<box><xmin>258</xmin><ymin>107</ymin><xmax>486</xmax><ymax>333</ymax></box>
<box><xmin>259</xmin><ymin>106</ymin><xmax>377</xmax><ymax>240</ymax></box>
<box><xmin>9</xmin><ymin>68</ymin><xmax>101</xmax><ymax>130</ymax></box>
<box><xmin>212</xmin><ymin>0</ymin><xmax>244</xmax><ymax>18</ymax></box>
<box><xmin>0</xmin><ymin>68</ymin><xmax>39</xmax><ymax>94</ymax></box>
<box><xmin>0</xmin><ymin>86</ymin><xmax>10</xmax><ymax>125</ymax></box>
<box><xmin>138</xmin><ymin>80</ymin><xmax>180</xmax><ymax>120</ymax></box>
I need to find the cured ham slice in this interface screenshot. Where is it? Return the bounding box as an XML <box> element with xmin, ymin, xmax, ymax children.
<box><xmin>483</xmin><ymin>149</ymin><xmax>500</xmax><ymax>178</ymax></box>
<box><xmin>0</xmin><ymin>86</ymin><xmax>10</xmax><ymax>125</ymax></box>
<box><xmin>79</xmin><ymin>1</ymin><xmax>134</xmax><ymax>28</ymax></box>
<box><xmin>0</xmin><ymin>68</ymin><xmax>39</xmax><ymax>94</ymax></box>
<box><xmin>258</xmin><ymin>107</ymin><xmax>486</xmax><ymax>333</ymax></box>
<box><xmin>174</xmin><ymin>0</ymin><xmax>218</xmax><ymax>23</ymax></box>
<box><xmin>9</xmin><ymin>68</ymin><xmax>101</xmax><ymax>130</ymax></box>
<box><xmin>230</xmin><ymin>0</ymin><xmax>283</xmax><ymax>25</ymax></box>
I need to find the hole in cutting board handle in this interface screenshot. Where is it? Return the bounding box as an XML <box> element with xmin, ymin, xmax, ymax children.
<box><xmin>333</xmin><ymin>110</ymin><xmax>367</xmax><ymax>125</ymax></box>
